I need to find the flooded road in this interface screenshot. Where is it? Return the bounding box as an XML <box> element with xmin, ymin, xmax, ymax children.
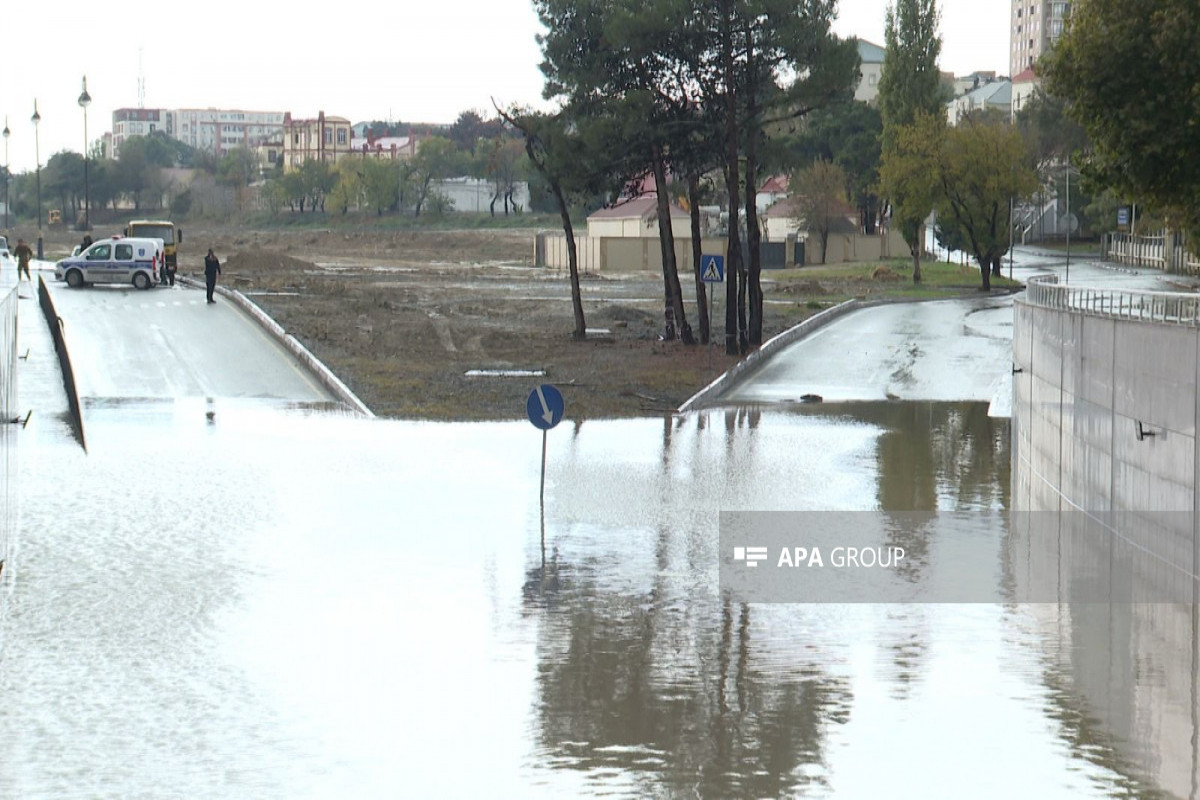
<box><xmin>2</xmin><ymin>256</ymin><xmax>1196</xmax><ymax>797</ymax></box>
<box><xmin>3</xmin><ymin>398</ymin><xmax>1187</xmax><ymax>797</ymax></box>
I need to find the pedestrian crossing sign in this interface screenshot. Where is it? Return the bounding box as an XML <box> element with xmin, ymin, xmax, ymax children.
<box><xmin>701</xmin><ymin>254</ymin><xmax>725</xmax><ymax>283</ymax></box>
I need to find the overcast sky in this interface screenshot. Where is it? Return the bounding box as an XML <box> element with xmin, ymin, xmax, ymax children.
<box><xmin>0</xmin><ymin>0</ymin><xmax>1007</xmax><ymax>173</ymax></box>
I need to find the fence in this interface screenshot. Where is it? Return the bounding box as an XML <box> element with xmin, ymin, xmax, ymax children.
<box><xmin>1103</xmin><ymin>231</ymin><xmax>1200</xmax><ymax>274</ymax></box>
<box><xmin>535</xmin><ymin>230</ymin><xmax>905</xmax><ymax>272</ymax></box>
<box><xmin>1024</xmin><ymin>273</ymin><xmax>1200</xmax><ymax>326</ymax></box>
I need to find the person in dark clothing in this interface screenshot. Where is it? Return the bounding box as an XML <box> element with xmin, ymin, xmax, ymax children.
<box><xmin>79</xmin><ymin>234</ymin><xmax>93</xmax><ymax>252</ymax></box>
<box><xmin>203</xmin><ymin>248</ymin><xmax>221</xmax><ymax>303</ymax></box>
<box><xmin>12</xmin><ymin>238</ymin><xmax>33</xmax><ymax>281</ymax></box>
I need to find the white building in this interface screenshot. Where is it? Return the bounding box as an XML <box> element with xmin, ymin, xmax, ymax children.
<box><xmin>111</xmin><ymin>106</ymin><xmax>286</xmax><ymax>159</ymax></box>
<box><xmin>855</xmin><ymin>40</ymin><xmax>886</xmax><ymax>104</ymax></box>
<box><xmin>947</xmin><ymin>80</ymin><xmax>1012</xmax><ymax>125</ymax></box>
<box><xmin>434</xmin><ymin>178</ymin><xmax>530</xmax><ymax>213</ymax></box>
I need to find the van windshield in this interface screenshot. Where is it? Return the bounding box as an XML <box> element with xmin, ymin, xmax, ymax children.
<box><xmin>130</xmin><ymin>224</ymin><xmax>174</xmax><ymax>245</ymax></box>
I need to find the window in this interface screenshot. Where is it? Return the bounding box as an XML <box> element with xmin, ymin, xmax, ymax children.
<box><xmin>87</xmin><ymin>244</ymin><xmax>111</xmax><ymax>260</ymax></box>
<box><xmin>115</xmin><ymin>244</ymin><xmax>133</xmax><ymax>260</ymax></box>
<box><xmin>324</xmin><ymin>128</ymin><xmax>333</xmax><ymax>144</ymax></box>
<box><xmin>337</xmin><ymin>129</ymin><xmax>347</xmax><ymax>145</ymax></box>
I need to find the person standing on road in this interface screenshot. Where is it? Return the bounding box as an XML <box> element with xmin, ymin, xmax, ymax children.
<box><xmin>204</xmin><ymin>248</ymin><xmax>221</xmax><ymax>303</ymax></box>
<box><xmin>13</xmin><ymin>238</ymin><xmax>33</xmax><ymax>281</ymax></box>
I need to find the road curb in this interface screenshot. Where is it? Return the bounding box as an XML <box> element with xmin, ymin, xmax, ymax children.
<box><xmin>178</xmin><ymin>276</ymin><xmax>375</xmax><ymax>417</ymax></box>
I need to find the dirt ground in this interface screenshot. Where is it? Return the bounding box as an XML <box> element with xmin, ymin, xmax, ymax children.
<box><xmin>177</xmin><ymin>226</ymin><xmax>790</xmax><ymax>420</ymax></box>
<box><xmin>32</xmin><ymin>223</ymin><xmax>973</xmax><ymax>421</ymax></box>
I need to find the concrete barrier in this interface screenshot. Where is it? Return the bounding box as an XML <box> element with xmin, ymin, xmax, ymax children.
<box><xmin>178</xmin><ymin>276</ymin><xmax>374</xmax><ymax>417</ymax></box>
<box><xmin>36</xmin><ymin>275</ymin><xmax>88</xmax><ymax>450</ymax></box>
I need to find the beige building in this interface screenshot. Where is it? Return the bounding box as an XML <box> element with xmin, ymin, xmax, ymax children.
<box><xmin>586</xmin><ymin>195</ymin><xmax>691</xmax><ymax>239</ymax></box>
<box><xmin>281</xmin><ymin>112</ymin><xmax>353</xmax><ymax>170</ymax></box>
<box><xmin>1010</xmin><ymin>1</ymin><xmax>1071</xmax><ymax>76</ymax></box>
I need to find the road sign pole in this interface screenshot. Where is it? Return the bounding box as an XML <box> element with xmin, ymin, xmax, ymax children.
<box><xmin>707</xmin><ymin>284</ymin><xmax>714</xmax><ymax>370</ymax></box>
<box><xmin>539</xmin><ymin>429</ymin><xmax>548</xmax><ymax>507</ymax></box>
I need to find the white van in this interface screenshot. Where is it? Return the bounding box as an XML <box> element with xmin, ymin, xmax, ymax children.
<box><xmin>55</xmin><ymin>237</ymin><xmax>164</xmax><ymax>290</ymax></box>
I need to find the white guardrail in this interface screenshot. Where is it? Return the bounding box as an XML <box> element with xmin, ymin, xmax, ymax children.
<box><xmin>1025</xmin><ymin>274</ymin><xmax>1200</xmax><ymax>326</ymax></box>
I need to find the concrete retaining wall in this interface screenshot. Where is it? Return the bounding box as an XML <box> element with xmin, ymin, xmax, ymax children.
<box><xmin>1012</xmin><ymin>291</ymin><xmax>1200</xmax><ymax>592</ymax></box>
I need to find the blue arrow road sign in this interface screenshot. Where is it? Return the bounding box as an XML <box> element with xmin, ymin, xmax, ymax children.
<box><xmin>701</xmin><ymin>254</ymin><xmax>725</xmax><ymax>283</ymax></box>
<box><xmin>527</xmin><ymin>384</ymin><xmax>565</xmax><ymax>430</ymax></box>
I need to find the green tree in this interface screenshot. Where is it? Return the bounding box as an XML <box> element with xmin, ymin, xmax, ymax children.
<box><xmin>499</xmin><ymin>106</ymin><xmax>603</xmax><ymax>340</ymax></box>
<box><xmin>787</xmin><ymin>101</ymin><xmax>884</xmax><ymax>233</ymax></box>
<box><xmin>877</xmin><ymin>0</ymin><xmax>943</xmax><ymax>282</ymax></box>
<box><xmin>298</xmin><ymin>160</ymin><xmax>336</xmax><ymax>213</ymax></box>
<box><xmin>535</xmin><ymin>0</ymin><xmax>699</xmax><ymax>344</ymax></box>
<box><xmin>216</xmin><ymin>148</ymin><xmax>259</xmax><ymax>188</ymax></box>
<box><xmin>933</xmin><ymin>117</ymin><xmax>1038</xmax><ymax>289</ymax></box>
<box><xmin>45</xmin><ymin>151</ymin><xmax>85</xmax><ymax>221</ymax></box>
<box><xmin>410</xmin><ymin>137</ymin><xmax>463</xmax><ymax>217</ymax></box>
<box><xmin>1042</xmin><ymin>0</ymin><xmax>1200</xmax><ymax>246</ymax></box>
<box><xmin>792</xmin><ymin>159</ymin><xmax>848</xmax><ymax>264</ymax></box>
<box><xmin>878</xmin><ymin>112</ymin><xmax>942</xmax><ymax>281</ymax></box>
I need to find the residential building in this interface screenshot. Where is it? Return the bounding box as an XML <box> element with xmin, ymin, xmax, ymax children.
<box><xmin>1010</xmin><ymin>67</ymin><xmax>1039</xmax><ymax>119</ymax></box>
<box><xmin>174</xmin><ymin>109</ymin><xmax>286</xmax><ymax>158</ymax></box>
<box><xmin>112</xmin><ymin>106</ymin><xmax>286</xmax><ymax>160</ymax></box>
<box><xmin>348</xmin><ymin>134</ymin><xmax>420</xmax><ymax>161</ymax></box>
<box><xmin>1010</xmin><ymin>1</ymin><xmax>1071</xmax><ymax>76</ymax></box>
<box><xmin>281</xmin><ymin>112</ymin><xmax>353</xmax><ymax>170</ymax></box>
<box><xmin>855</xmin><ymin>40</ymin><xmax>886</xmax><ymax>104</ymax></box>
<box><xmin>947</xmin><ymin>80</ymin><xmax>1012</xmax><ymax>125</ymax></box>
<box><xmin>587</xmin><ymin>195</ymin><xmax>691</xmax><ymax>239</ymax></box>
<box><xmin>111</xmin><ymin>108</ymin><xmax>168</xmax><ymax>159</ymax></box>
<box><xmin>952</xmin><ymin>71</ymin><xmax>1000</xmax><ymax>97</ymax></box>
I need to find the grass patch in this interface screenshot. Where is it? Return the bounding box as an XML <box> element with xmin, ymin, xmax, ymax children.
<box><xmin>771</xmin><ymin>257</ymin><xmax>1020</xmax><ymax>291</ymax></box>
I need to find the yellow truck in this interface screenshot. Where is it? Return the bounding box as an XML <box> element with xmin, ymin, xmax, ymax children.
<box><xmin>124</xmin><ymin>220</ymin><xmax>183</xmax><ymax>270</ymax></box>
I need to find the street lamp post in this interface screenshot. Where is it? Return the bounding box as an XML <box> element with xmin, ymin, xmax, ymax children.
<box><xmin>2</xmin><ymin>119</ymin><xmax>9</xmax><ymax>233</ymax></box>
<box><xmin>1070</xmin><ymin>154</ymin><xmax>1080</xmax><ymax>284</ymax></box>
<box><xmin>78</xmin><ymin>76</ymin><xmax>91</xmax><ymax>231</ymax></box>
<box><xmin>32</xmin><ymin>100</ymin><xmax>42</xmax><ymax>259</ymax></box>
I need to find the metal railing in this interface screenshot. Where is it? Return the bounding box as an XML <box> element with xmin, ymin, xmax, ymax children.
<box><xmin>1025</xmin><ymin>274</ymin><xmax>1200</xmax><ymax>326</ymax></box>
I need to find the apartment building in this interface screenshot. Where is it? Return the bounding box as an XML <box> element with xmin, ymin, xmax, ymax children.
<box><xmin>1010</xmin><ymin>1</ymin><xmax>1071</xmax><ymax>76</ymax></box>
<box><xmin>174</xmin><ymin>109</ymin><xmax>286</xmax><ymax>157</ymax></box>
<box><xmin>111</xmin><ymin>108</ymin><xmax>170</xmax><ymax>158</ymax></box>
<box><xmin>111</xmin><ymin>106</ymin><xmax>285</xmax><ymax>160</ymax></box>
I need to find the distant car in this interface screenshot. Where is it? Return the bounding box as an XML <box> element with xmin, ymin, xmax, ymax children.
<box><xmin>70</xmin><ymin>244</ymin><xmax>82</xmax><ymax>257</ymax></box>
<box><xmin>55</xmin><ymin>236</ymin><xmax>164</xmax><ymax>290</ymax></box>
